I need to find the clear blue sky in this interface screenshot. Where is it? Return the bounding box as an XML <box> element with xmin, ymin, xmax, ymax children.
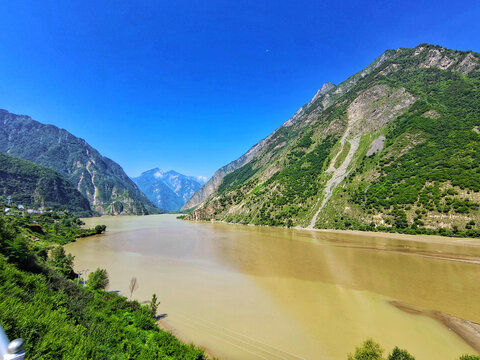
<box><xmin>0</xmin><ymin>1</ymin><xmax>479</xmax><ymax>178</ymax></box>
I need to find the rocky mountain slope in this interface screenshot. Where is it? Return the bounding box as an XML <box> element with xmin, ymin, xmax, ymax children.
<box><xmin>132</xmin><ymin>168</ymin><xmax>206</xmax><ymax>212</ymax></box>
<box><xmin>0</xmin><ymin>110</ymin><xmax>156</xmax><ymax>215</ymax></box>
<box><xmin>0</xmin><ymin>153</ymin><xmax>91</xmax><ymax>214</ymax></box>
<box><xmin>182</xmin><ymin>82</ymin><xmax>339</xmax><ymax>211</ymax></box>
<box><xmin>187</xmin><ymin>44</ymin><xmax>480</xmax><ymax>237</ymax></box>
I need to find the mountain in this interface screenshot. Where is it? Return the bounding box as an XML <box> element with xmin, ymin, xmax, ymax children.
<box><xmin>0</xmin><ymin>153</ymin><xmax>91</xmax><ymax>214</ymax></box>
<box><xmin>132</xmin><ymin>168</ymin><xmax>206</xmax><ymax>212</ymax></box>
<box><xmin>187</xmin><ymin>44</ymin><xmax>480</xmax><ymax>237</ymax></box>
<box><xmin>181</xmin><ymin>81</ymin><xmax>339</xmax><ymax>211</ymax></box>
<box><xmin>0</xmin><ymin>110</ymin><xmax>157</xmax><ymax>215</ymax></box>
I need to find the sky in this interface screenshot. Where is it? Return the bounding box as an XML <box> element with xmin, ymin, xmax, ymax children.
<box><xmin>0</xmin><ymin>1</ymin><xmax>479</xmax><ymax>178</ymax></box>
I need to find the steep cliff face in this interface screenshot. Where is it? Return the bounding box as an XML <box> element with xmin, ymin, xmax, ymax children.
<box><xmin>187</xmin><ymin>44</ymin><xmax>480</xmax><ymax>237</ymax></box>
<box><xmin>132</xmin><ymin>168</ymin><xmax>204</xmax><ymax>212</ymax></box>
<box><xmin>0</xmin><ymin>111</ymin><xmax>156</xmax><ymax>215</ymax></box>
<box><xmin>181</xmin><ymin>135</ymin><xmax>273</xmax><ymax>210</ymax></box>
<box><xmin>0</xmin><ymin>153</ymin><xmax>91</xmax><ymax>214</ymax></box>
<box><xmin>183</xmin><ymin>48</ymin><xmax>395</xmax><ymax>211</ymax></box>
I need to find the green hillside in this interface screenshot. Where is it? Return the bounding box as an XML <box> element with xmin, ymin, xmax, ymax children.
<box><xmin>0</xmin><ymin>153</ymin><xmax>92</xmax><ymax>215</ymax></box>
<box><xmin>0</xmin><ymin>111</ymin><xmax>157</xmax><ymax>215</ymax></box>
<box><xmin>188</xmin><ymin>44</ymin><xmax>480</xmax><ymax>237</ymax></box>
<box><xmin>0</xmin><ymin>212</ymin><xmax>206</xmax><ymax>359</ymax></box>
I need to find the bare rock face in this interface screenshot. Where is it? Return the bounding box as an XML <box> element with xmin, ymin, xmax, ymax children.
<box><xmin>310</xmin><ymin>82</ymin><xmax>337</xmax><ymax>104</ymax></box>
<box><xmin>346</xmin><ymin>85</ymin><xmax>416</xmax><ymax>137</ymax></box>
<box><xmin>423</xmin><ymin>109</ymin><xmax>441</xmax><ymax>119</ymax></box>
<box><xmin>420</xmin><ymin>49</ymin><xmax>454</xmax><ymax>70</ymax></box>
<box><xmin>456</xmin><ymin>53</ymin><xmax>479</xmax><ymax>74</ymax></box>
<box><xmin>367</xmin><ymin>136</ymin><xmax>386</xmax><ymax>157</ymax></box>
<box><xmin>0</xmin><ymin>110</ymin><xmax>156</xmax><ymax>215</ymax></box>
<box><xmin>182</xmin><ymin>135</ymin><xmax>272</xmax><ymax>210</ymax></box>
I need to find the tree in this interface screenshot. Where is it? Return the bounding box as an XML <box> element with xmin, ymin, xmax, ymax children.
<box><xmin>348</xmin><ymin>339</ymin><xmax>384</xmax><ymax>360</ymax></box>
<box><xmin>87</xmin><ymin>268</ymin><xmax>109</xmax><ymax>290</ymax></box>
<box><xmin>0</xmin><ymin>216</ymin><xmax>15</xmax><ymax>251</ymax></box>
<box><xmin>49</xmin><ymin>246</ymin><xmax>75</xmax><ymax>278</ymax></box>
<box><xmin>129</xmin><ymin>277</ymin><xmax>138</xmax><ymax>299</ymax></box>
<box><xmin>94</xmin><ymin>225</ymin><xmax>107</xmax><ymax>234</ymax></box>
<box><xmin>5</xmin><ymin>236</ymin><xmax>32</xmax><ymax>269</ymax></box>
<box><xmin>388</xmin><ymin>347</ymin><xmax>415</xmax><ymax>360</ymax></box>
<box><xmin>149</xmin><ymin>293</ymin><xmax>160</xmax><ymax>318</ymax></box>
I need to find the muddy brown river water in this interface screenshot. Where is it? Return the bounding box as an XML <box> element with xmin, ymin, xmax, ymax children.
<box><xmin>66</xmin><ymin>214</ymin><xmax>480</xmax><ymax>359</ymax></box>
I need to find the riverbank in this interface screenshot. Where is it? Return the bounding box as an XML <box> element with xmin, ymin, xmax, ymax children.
<box><xmin>391</xmin><ymin>301</ymin><xmax>480</xmax><ymax>353</ymax></box>
<box><xmin>305</xmin><ymin>227</ymin><xmax>480</xmax><ymax>247</ymax></box>
<box><xmin>189</xmin><ymin>218</ymin><xmax>480</xmax><ymax>247</ymax></box>
<box><xmin>70</xmin><ymin>214</ymin><xmax>480</xmax><ymax>359</ymax></box>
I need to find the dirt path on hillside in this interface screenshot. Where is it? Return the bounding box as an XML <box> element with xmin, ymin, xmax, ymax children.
<box><xmin>308</xmin><ymin>136</ymin><xmax>360</xmax><ymax>229</ymax></box>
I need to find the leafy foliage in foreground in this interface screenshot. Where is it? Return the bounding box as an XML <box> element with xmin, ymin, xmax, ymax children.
<box><xmin>348</xmin><ymin>339</ymin><xmax>478</xmax><ymax>360</ymax></box>
<box><xmin>2</xmin><ymin>209</ymin><xmax>104</xmax><ymax>245</ymax></box>
<box><xmin>0</xmin><ymin>214</ymin><xmax>206</xmax><ymax>360</ymax></box>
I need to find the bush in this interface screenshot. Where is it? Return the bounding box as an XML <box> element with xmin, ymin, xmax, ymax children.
<box><xmin>87</xmin><ymin>268</ymin><xmax>109</xmax><ymax>290</ymax></box>
<box><xmin>95</xmin><ymin>225</ymin><xmax>107</xmax><ymax>234</ymax></box>
<box><xmin>348</xmin><ymin>339</ymin><xmax>384</xmax><ymax>360</ymax></box>
<box><xmin>388</xmin><ymin>347</ymin><xmax>415</xmax><ymax>360</ymax></box>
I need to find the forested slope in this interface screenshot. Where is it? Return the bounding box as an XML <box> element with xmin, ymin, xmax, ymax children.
<box><xmin>0</xmin><ymin>153</ymin><xmax>91</xmax><ymax>215</ymax></box>
<box><xmin>187</xmin><ymin>44</ymin><xmax>480</xmax><ymax>237</ymax></box>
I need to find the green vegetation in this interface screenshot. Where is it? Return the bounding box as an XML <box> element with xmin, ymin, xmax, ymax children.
<box><xmin>341</xmin><ymin>56</ymin><xmax>480</xmax><ymax>236</ymax></box>
<box><xmin>335</xmin><ymin>141</ymin><xmax>351</xmax><ymax>169</ymax></box>
<box><xmin>188</xmin><ymin>44</ymin><xmax>480</xmax><ymax>237</ymax></box>
<box><xmin>0</xmin><ymin>110</ymin><xmax>157</xmax><ymax>215</ymax></box>
<box><xmin>0</xmin><ymin>153</ymin><xmax>92</xmax><ymax>215</ymax></box>
<box><xmin>272</xmin><ymin>135</ymin><xmax>337</xmax><ymax>203</ymax></box>
<box><xmin>0</xmin><ymin>213</ymin><xmax>205</xmax><ymax>359</ymax></box>
<box><xmin>87</xmin><ymin>268</ymin><xmax>109</xmax><ymax>290</ymax></box>
<box><xmin>211</xmin><ymin>134</ymin><xmax>337</xmax><ymax>227</ymax></box>
<box><xmin>218</xmin><ymin>161</ymin><xmax>257</xmax><ymax>194</ymax></box>
<box><xmin>348</xmin><ymin>339</ymin><xmax>478</xmax><ymax>360</ymax></box>
<box><xmin>348</xmin><ymin>339</ymin><xmax>384</xmax><ymax>360</ymax></box>
<box><xmin>0</xmin><ymin>208</ymin><xmax>105</xmax><ymax>245</ymax></box>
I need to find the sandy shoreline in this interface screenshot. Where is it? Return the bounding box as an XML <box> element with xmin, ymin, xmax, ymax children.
<box><xmin>190</xmin><ymin>218</ymin><xmax>480</xmax><ymax>247</ymax></box>
<box><xmin>301</xmin><ymin>227</ymin><xmax>480</xmax><ymax>247</ymax></box>
<box><xmin>391</xmin><ymin>301</ymin><xmax>480</xmax><ymax>353</ymax></box>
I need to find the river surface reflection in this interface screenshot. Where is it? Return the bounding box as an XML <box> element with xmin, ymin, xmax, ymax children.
<box><xmin>66</xmin><ymin>214</ymin><xmax>480</xmax><ymax>360</ymax></box>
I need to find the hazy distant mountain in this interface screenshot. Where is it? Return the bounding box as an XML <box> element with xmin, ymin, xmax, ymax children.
<box><xmin>0</xmin><ymin>110</ymin><xmax>157</xmax><ymax>215</ymax></box>
<box><xmin>0</xmin><ymin>153</ymin><xmax>91</xmax><ymax>214</ymax></box>
<box><xmin>132</xmin><ymin>168</ymin><xmax>206</xmax><ymax>212</ymax></box>
<box><xmin>187</xmin><ymin>44</ymin><xmax>480</xmax><ymax>237</ymax></box>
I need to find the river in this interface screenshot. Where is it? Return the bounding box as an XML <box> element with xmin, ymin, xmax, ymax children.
<box><xmin>66</xmin><ymin>214</ymin><xmax>480</xmax><ymax>360</ymax></box>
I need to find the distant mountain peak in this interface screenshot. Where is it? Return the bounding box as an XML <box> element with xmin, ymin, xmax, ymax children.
<box><xmin>153</xmin><ymin>169</ymin><xmax>165</xmax><ymax>178</ymax></box>
<box><xmin>196</xmin><ymin>176</ymin><xmax>208</xmax><ymax>184</ymax></box>
<box><xmin>132</xmin><ymin>168</ymin><xmax>206</xmax><ymax>212</ymax></box>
